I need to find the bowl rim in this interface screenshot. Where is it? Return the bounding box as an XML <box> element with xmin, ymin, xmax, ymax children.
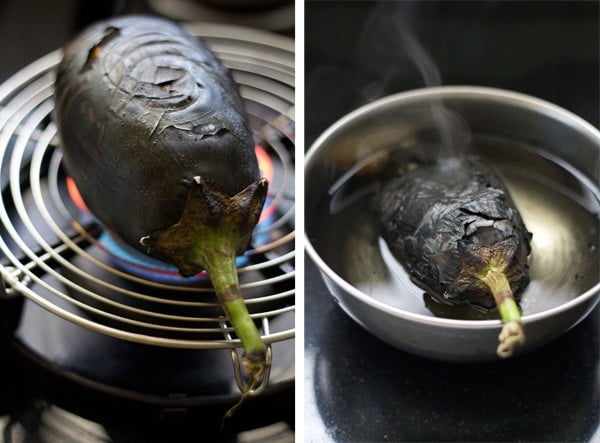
<box><xmin>304</xmin><ymin>85</ymin><xmax>600</xmax><ymax>329</ymax></box>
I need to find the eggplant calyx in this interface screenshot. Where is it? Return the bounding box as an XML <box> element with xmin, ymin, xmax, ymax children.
<box><xmin>140</xmin><ymin>176</ymin><xmax>268</xmax><ymax>277</ymax></box>
<box><xmin>452</xmin><ymin>244</ymin><xmax>526</xmax><ymax>358</ymax></box>
<box><xmin>139</xmin><ymin>175</ymin><xmax>269</xmax><ymax>382</ymax></box>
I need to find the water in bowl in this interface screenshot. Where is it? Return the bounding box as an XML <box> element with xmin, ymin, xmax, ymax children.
<box><xmin>309</xmin><ymin>136</ymin><xmax>600</xmax><ymax>320</ymax></box>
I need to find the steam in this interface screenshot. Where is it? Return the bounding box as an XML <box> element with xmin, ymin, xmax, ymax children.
<box><xmin>356</xmin><ymin>3</ymin><xmax>471</xmax><ymax>161</ymax></box>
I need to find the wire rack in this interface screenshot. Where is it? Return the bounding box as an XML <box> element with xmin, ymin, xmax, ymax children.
<box><xmin>0</xmin><ymin>23</ymin><xmax>295</xmax><ymax>387</ymax></box>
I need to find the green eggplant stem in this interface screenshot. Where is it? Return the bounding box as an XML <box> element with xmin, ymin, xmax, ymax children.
<box><xmin>480</xmin><ymin>268</ymin><xmax>526</xmax><ymax>358</ymax></box>
<box><xmin>190</xmin><ymin>223</ymin><xmax>267</xmax><ymax>426</ymax></box>
<box><xmin>198</xmin><ymin>232</ymin><xmax>267</xmax><ymax>363</ymax></box>
<box><xmin>140</xmin><ymin>177</ymin><xmax>269</xmax><ymax>384</ymax></box>
<box><xmin>223</xmin><ymin>299</ymin><xmax>265</xmax><ymax>356</ymax></box>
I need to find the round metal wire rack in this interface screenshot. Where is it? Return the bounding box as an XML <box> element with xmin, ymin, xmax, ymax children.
<box><xmin>0</xmin><ymin>22</ymin><xmax>295</xmax><ymax>379</ymax></box>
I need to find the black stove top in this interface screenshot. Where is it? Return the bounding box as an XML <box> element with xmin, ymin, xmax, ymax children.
<box><xmin>0</xmin><ymin>319</ymin><xmax>294</xmax><ymax>441</ymax></box>
<box><xmin>305</xmin><ymin>1</ymin><xmax>599</xmax><ymax>441</ymax></box>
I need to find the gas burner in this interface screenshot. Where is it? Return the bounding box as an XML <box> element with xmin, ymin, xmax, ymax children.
<box><xmin>0</xmin><ymin>21</ymin><xmax>295</xmax><ymax>435</ymax></box>
<box><xmin>65</xmin><ymin>143</ymin><xmax>279</xmax><ymax>285</ymax></box>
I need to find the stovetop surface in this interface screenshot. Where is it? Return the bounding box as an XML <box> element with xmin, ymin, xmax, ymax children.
<box><xmin>0</xmin><ymin>322</ymin><xmax>294</xmax><ymax>442</ymax></box>
<box><xmin>305</xmin><ymin>1</ymin><xmax>599</xmax><ymax>442</ymax></box>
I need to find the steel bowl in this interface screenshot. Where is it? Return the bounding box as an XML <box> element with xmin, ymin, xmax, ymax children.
<box><xmin>305</xmin><ymin>86</ymin><xmax>600</xmax><ymax>361</ymax></box>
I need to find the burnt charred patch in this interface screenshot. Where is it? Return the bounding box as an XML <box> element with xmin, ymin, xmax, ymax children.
<box><xmin>80</xmin><ymin>26</ymin><xmax>120</xmax><ymax>74</ymax></box>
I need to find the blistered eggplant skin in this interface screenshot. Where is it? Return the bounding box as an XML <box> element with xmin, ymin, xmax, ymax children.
<box><xmin>379</xmin><ymin>158</ymin><xmax>531</xmax><ymax>309</ymax></box>
<box><xmin>54</xmin><ymin>15</ymin><xmax>259</xmax><ymax>253</ymax></box>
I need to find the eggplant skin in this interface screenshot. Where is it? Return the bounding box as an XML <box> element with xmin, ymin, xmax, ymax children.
<box><xmin>378</xmin><ymin>158</ymin><xmax>531</xmax><ymax>309</ymax></box>
<box><xmin>54</xmin><ymin>15</ymin><xmax>259</xmax><ymax>251</ymax></box>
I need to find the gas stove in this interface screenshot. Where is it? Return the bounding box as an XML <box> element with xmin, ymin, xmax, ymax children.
<box><xmin>0</xmin><ymin>1</ymin><xmax>295</xmax><ymax>441</ymax></box>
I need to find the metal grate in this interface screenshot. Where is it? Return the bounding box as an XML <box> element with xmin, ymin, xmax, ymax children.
<box><xmin>0</xmin><ymin>23</ymin><xmax>295</xmax><ymax>367</ymax></box>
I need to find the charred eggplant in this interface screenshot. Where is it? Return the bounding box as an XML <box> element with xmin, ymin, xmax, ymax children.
<box><xmin>54</xmin><ymin>16</ymin><xmax>269</xmax><ymax>388</ymax></box>
<box><xmin>378</xmin><ymin>158</ymin><xmax>532</xmax><ymax>357</ymax></box>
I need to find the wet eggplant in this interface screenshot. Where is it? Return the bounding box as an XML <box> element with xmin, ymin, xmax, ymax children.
<box><xmin>54</xmin><ymin>16</ymin><xmax>269</xmax><ymax>388</ymax></box>
<box><xmin>378</xmin><ymin>158</ymin><xmax>532</xmax><ymax>357</ymax></box>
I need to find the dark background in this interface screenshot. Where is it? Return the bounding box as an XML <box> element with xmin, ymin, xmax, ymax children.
<box><xmin>306</xmin><ymin>0</ymin><xmax>599</xmax><ymax>146</ymax></box>
<box><xmin>305</xmin><ymin>1</ymin><xmax>599</xmax><ymax>442</ymax></box>
<box><xmin>0</xmin><ymin>1</ymin><xmax>141</xmax><ymax>82</ymax></box>
<box><xmin>0</xmin><ymin>0</ymin><xmax>296</xmax><ymax>83</ymax></box>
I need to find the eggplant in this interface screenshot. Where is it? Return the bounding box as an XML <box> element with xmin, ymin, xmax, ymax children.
<box><xmin>378</xmin><ymin>158</ymin><xmax>532</xmax><ymax>357</ymax></box>
<box><xmin>54</xmin><ymin>16</ymin><xmax>269</xmax><ymax>388</ymax></box>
